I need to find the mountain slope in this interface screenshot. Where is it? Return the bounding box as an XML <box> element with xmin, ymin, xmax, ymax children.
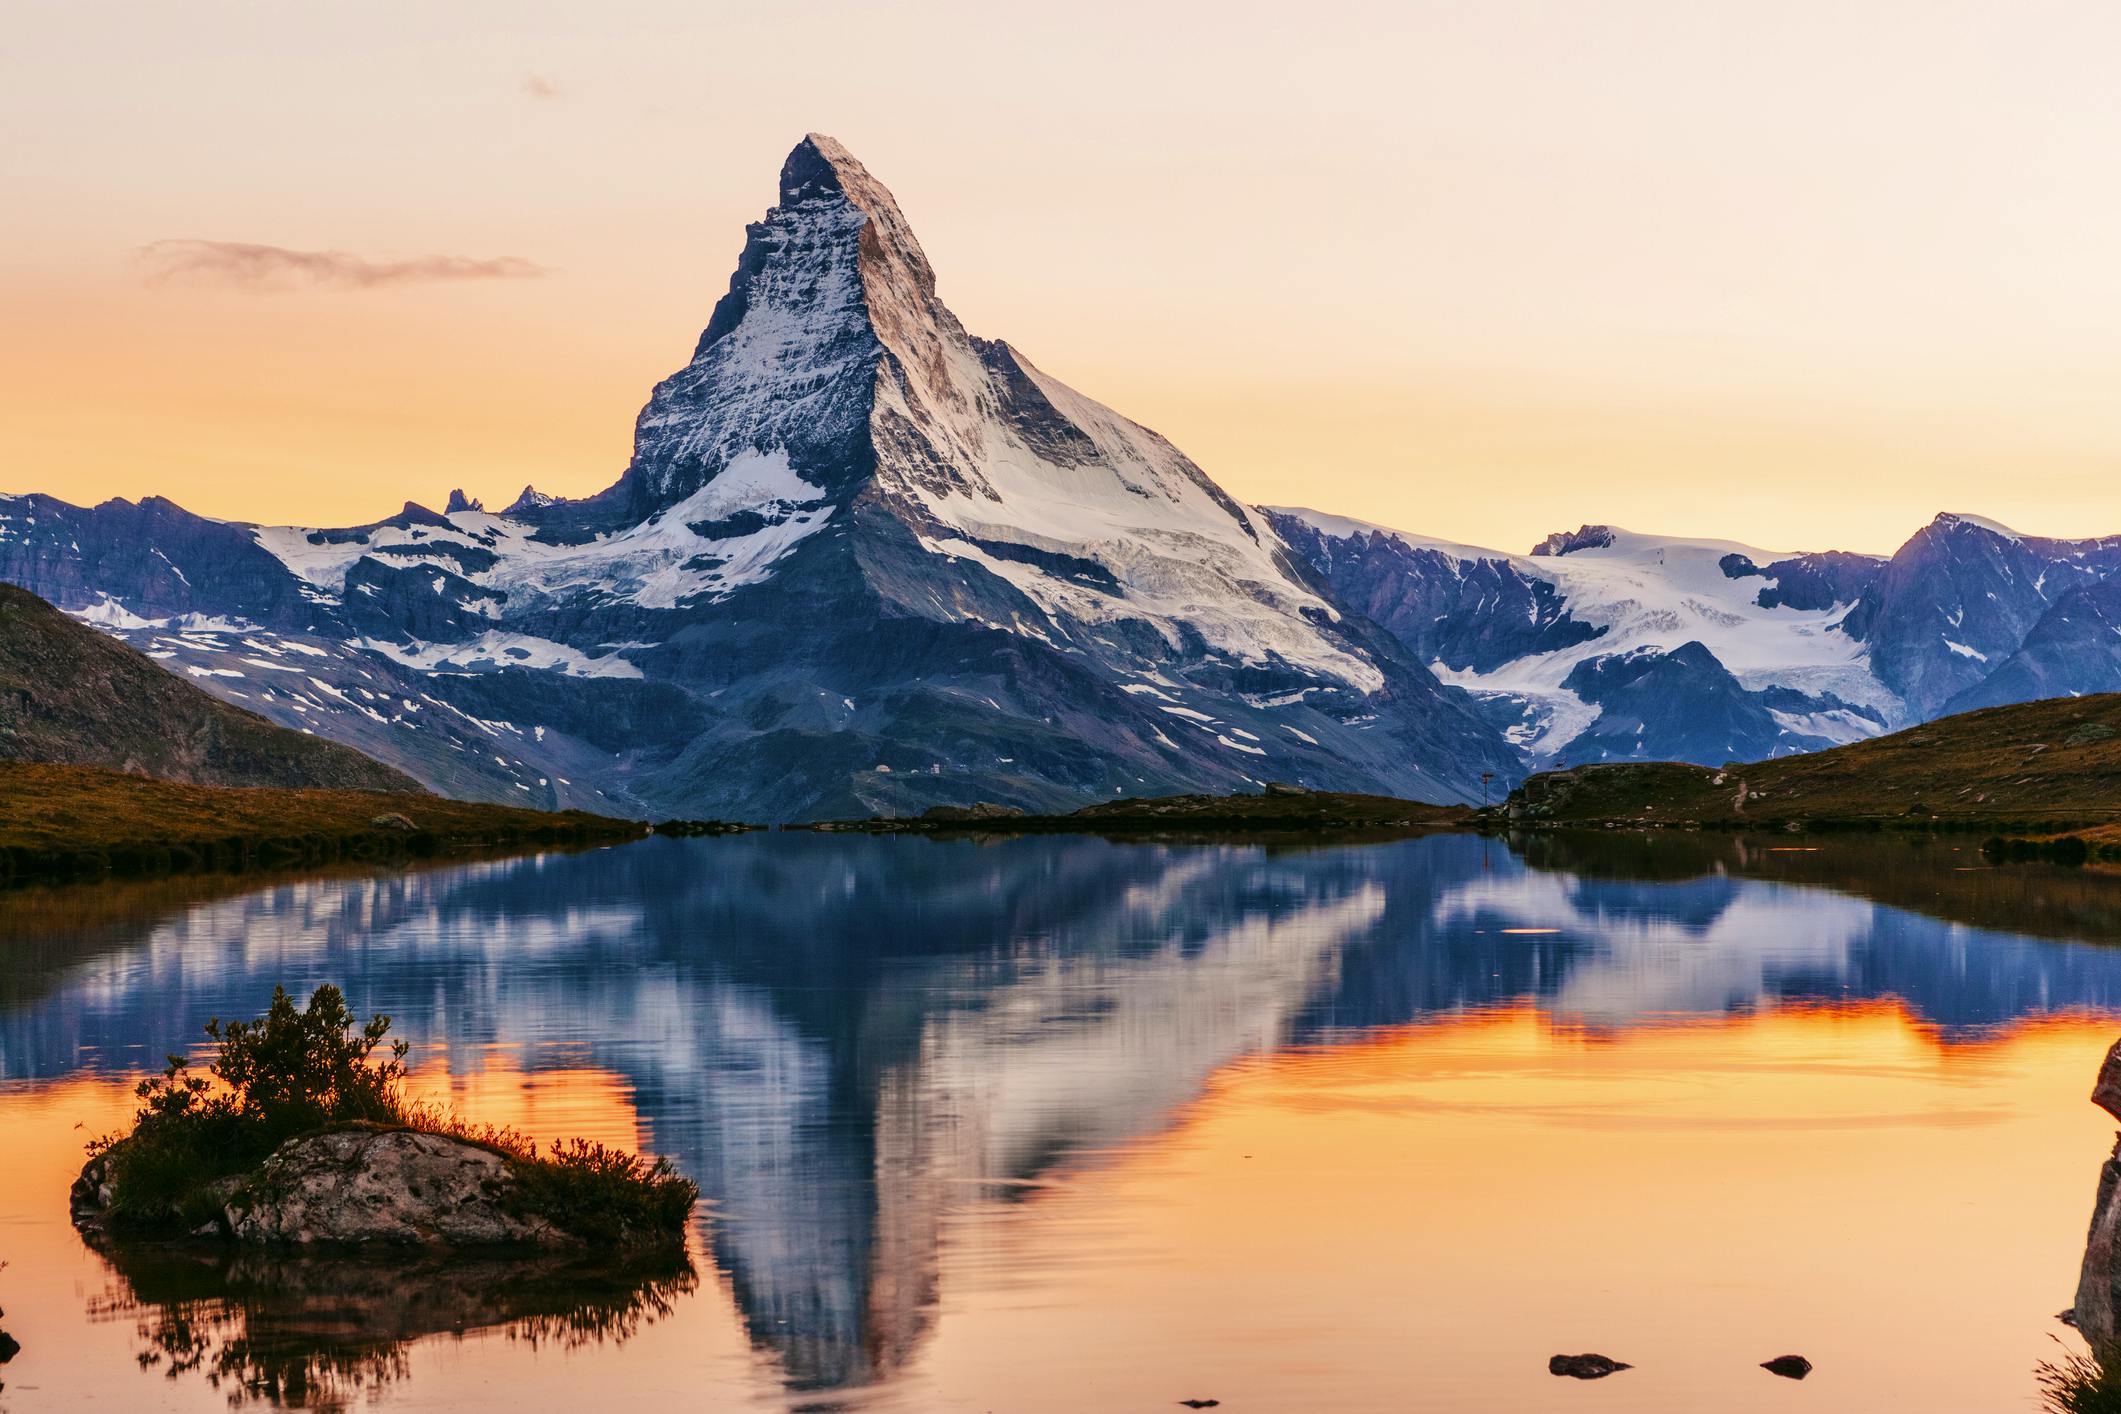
<box><xmin>0</xmin><ymin>582</ymin><xmax>418</xmax><ymax>792</ymax></box>
<box><xmin>1945</xmin><ymin>577</ymin><xmax>2121</xmax><ymax>712</ymax></box>
<box><xmin>0</xmin><ymin>136</ymin><xmax>1518</xmax><ymax>818</ymax></box>
<box><xmin>1838</xmin><ymin>513</ymin><xmax>2121</xmax><ymax>717</ymax></box>
<box><xmin>1505</xmin><ymin>693</ymin><xmax>2121</xmax><ymax>830</ymax></box>
<box><xmin>1271</xmin><ymin>505</ymin><xmax>2121</xmax><ymax>772</ymax></box>
<box><xmin>1268</xmin><ymin>509</ymin><xmax>1890</xmax><ymax>766</ymax></box>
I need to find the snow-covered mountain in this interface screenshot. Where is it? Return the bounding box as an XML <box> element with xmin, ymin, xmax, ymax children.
<box><xmin>0</xmin><ymin>136</ymin><xmax>1515</xmax><ymax>819</ymax></box>
<box><xmin>7</xmin><ymin>135</ymin><xmax>2119</xmax><ymax>806</ymax></box>
<box><xmin>1269</xmin><ymin>507</ymin><xmax>2121</xmax><ymax>768</ymax></box>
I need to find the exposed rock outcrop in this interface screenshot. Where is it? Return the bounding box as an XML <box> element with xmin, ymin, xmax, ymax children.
<box><xmin>2077</xmin><ymin>1039</ymin><xmax>2121</xmax><ymax>1342</ymax></box>
<box><xmin>1548</xmin><ymin>1353</ymin><xmax>1630</xmax><ymax>1379</ymax></box>
<box><xmin>227</xmin><ymin>1129</ymin><xmax>578</xmax><ymax>1247</ymax></box>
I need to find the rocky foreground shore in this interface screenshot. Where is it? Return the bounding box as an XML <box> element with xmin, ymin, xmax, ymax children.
<box><xmin>2076</xmin><ymin>1040</ymin><xmax>2121</xmax><ymax>1341</ymax></box>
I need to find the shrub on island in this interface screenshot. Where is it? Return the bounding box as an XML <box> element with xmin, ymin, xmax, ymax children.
<box><xmin>74</xmin><ymin>984</ymin><xmax>695</xmax><ymax>1249</ymax></box>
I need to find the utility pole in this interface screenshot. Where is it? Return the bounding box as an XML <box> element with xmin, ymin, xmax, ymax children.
<box><xmin>1480</xmin><ymin>771</ymin><xmax>1494</xmax><ymax>808</ymax></box>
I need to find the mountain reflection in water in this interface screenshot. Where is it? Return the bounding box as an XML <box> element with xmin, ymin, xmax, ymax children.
<box><xmin>5</xmin><ymin>831</ymin><xmax>2121</xmax><ymax>1406</ymax></box>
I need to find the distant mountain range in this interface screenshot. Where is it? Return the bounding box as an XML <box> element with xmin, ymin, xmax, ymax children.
<box><xmin>3</xmin><ymin>134</ymin><xmax>2118</xmax><ymax>818</ymax></box>
<box><xmin>1271</xmin><ymin>508</ymin><xmax>2121</xmax><ymax>769</ymax></box>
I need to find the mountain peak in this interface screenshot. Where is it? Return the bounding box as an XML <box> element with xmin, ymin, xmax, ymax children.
<box><xmin>503</xmin><ymin>484</ymin><xmax>558</xmax><ymax>516</ymax></box>
<box><xmin>1931</xmin><ymin>511</ymin><xmax>2023</xmax><ymax>542</ymax></box>
<box><xmin>1531</xmin><ymin>525</ymin><xmax>1619</xmax><ymax>557</ymax></box>
<box><xmin>780</xmin><ymin>133</ymin><xmax>867</xmax><ymax>198</ymax></box>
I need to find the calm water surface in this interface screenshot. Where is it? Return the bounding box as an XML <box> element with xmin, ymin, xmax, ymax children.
<box><xmin>1</xmin><ymin>831</ymin><xmax>2118</xmax><ymax>1411</ymax></box>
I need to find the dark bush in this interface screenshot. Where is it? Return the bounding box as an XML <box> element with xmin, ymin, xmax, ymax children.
<box><xmin>2039</xmin><ymin>1344</ymin><xmax>2121</xmax><ymax>1412</ymax></box>
<box><xmin>90</xmin><ymin>985</ymin><xmax>407</xmax><ymax>1228</ymax></box>
<box><xmin>88</xmin><ymin>984</ymin><xmax>695</xmax><ymax>1243</ymax></box>
<box><xmin>507</xmin><ymin>1138</ymin><xmax>698</xmax><ymax>1246</ymax></box>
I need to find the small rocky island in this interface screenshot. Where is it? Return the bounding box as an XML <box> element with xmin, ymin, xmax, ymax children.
<box><xmin>73</xmin><ymin>984</ymin><xmax>695</xmax><ymax>1250</ymax></box>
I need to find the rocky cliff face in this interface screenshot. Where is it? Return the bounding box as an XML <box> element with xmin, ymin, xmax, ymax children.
<box><xmin>2076</xmin><ymin>1038</ymin><xmax>2121</xmax><ymax>1343</ymax></box>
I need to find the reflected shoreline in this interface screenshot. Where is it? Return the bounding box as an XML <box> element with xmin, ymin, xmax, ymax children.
<box><xmin>83</xmin><ymin>1231</ymin><xmax>697</xmax><ymax>1408</ymax></box>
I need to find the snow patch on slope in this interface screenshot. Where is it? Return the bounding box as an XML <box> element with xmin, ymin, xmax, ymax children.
<box><xmin>1274</xmin><ymin>506</ymin><xmax>1904</xmax><ymax>756</ymax></box>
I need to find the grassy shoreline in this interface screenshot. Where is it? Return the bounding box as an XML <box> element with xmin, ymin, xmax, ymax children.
<box><xmin>1491</xmin><ymin>695</ymin><xmax>2121</xmax><ymax>857</ymax></box>
<box><xmin>0</xmin><ymin>762</ymin><xmax>645</xmax><ymax>884</ymax></box>
<box><xmin>793</xmin><ymin>787</ymin><xmax>1473</xmax><ymax>840</ymax></box>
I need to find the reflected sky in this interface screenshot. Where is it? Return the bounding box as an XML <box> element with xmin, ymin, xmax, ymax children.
<box><xmin>1</xmin><ymin>832</ymin><xmax>2118</xmax><ymax>1411</ymax></box>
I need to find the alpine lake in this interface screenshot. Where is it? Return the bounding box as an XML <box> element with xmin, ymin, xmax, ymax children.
<box><xmin>2</xmin><ymin>828</ymin><xmax>2119</xmax><ymax>1412</ymax></box>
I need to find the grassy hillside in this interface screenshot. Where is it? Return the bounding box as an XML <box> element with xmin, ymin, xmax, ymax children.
<box><xmin>0</xmin><ymin>582</ymin><xmax>417</xmax><ymax>792</ymax></box>
<box><xmin>0</xmin><ymin>762</ymin><xmax>639</xmax><ymax>882</ymax></box>
<box><xmin>1503</xmin><ymin>693</ymin><xmax>2121</xmax><ymax>833</ymax></box>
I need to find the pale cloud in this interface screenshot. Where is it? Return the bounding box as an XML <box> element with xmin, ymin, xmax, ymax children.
<box><xmin>138</xmin><ymin>240</ymin><xmax>547</xmax><ymax>290</ymax></box>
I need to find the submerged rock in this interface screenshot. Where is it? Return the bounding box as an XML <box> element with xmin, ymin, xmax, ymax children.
<box><xmin>1761</xmin><ymin>1355</ymin><xmax>1812</xmax><ymax>1379</ymax></box>
<box><xmin>1549</xmin><ymin>1353</ymin><xmax>1631</xmax><ymax>1379</ymax></box>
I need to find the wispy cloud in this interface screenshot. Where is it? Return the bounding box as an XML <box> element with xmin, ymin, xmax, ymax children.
<box><xmin>137</xmin><ymin>240</ymin><xmax>547</xmax><ymax>290</ymax></box>
<box><xmin>523</xmin><ymin>73</ymin><xmax>563</xmax><ymax>100</ymax></box>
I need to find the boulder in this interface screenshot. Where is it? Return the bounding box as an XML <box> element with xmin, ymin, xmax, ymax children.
<box><xmin>2074</xmin><ymin>1038</ymin><xmax>2121</xmax><ymax>1340</ymax></box>
<box><xmin>370</xmin><ymin>812</ymin><xmax>418</xmax><ymax>833</ymax></box>
<box><xmin>1548</xmin><ymin>1353</ymin><xmax>1630</xmax><ymax>1379</ymax></box>
<box><xmin>2080</xmin><ymin>1141</ymin><xmax>2121</xmax><ymax>1342</ymax></box>
<box><xmin>224</xmin><ymin>1128</ymin><xmax>577</xmax><ymax>1247</ymax></box>
<box><xmin>0</xmin><ymin>1328</ymin><xmax>18</xmax><ymax>1363</ymax></box>
<box><xmin>2094</xmin><ymin>1038</ymin><xmax>2121</xmax><ymax>1121</ymax></box>
<box><xmin>1761</xmin><ymin>1355</ymin><xmax>1812</xmax><ymax>1379</ymax></box>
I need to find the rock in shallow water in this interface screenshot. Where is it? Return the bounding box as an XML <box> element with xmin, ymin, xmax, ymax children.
<box><xmin>1549</xmin><ymin>1353</ymin><xmax>1631</xmax><ymax>1379</ymax></box>
<box><xmin>226</xmin><ymin>1128</ymin><xmax>576</xmax><ymax>1247</ymax></box>
<box><xmin>1761</xmin><ymin>1354</ymin><xmax>1812</xmax><ymax>1379</ymax></box>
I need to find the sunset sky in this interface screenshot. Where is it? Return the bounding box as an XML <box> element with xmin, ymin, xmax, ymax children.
<box><xmin>7</xmin><ymin>0</ymin><xmax>2121</xmax><ymax>554</ymax></box>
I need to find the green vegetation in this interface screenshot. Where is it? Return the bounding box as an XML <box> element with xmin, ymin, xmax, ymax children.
<box><xmin>1500</xmin><ymin>694</ymin><xmax>2121</xmax><ymax>850</ymax></box>
<box><xmin>88</xmin><ymin>984</ymin><xmax>696</xmax><ymax>1242</ymax></box>
<box><xmin>507</xmin><ymin>1138</ymin><xmax>700</xmax><ymax>1247</ymax></box>
<box><xmin>2039</xmin><ymin>1345</ymin><xmax>2121</xmax><ymax>1413</ymax></box>
<box><xmin>0</xmin><ymin>762</ymin><xmax>642</xmax><ymax>883</ymax></box>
